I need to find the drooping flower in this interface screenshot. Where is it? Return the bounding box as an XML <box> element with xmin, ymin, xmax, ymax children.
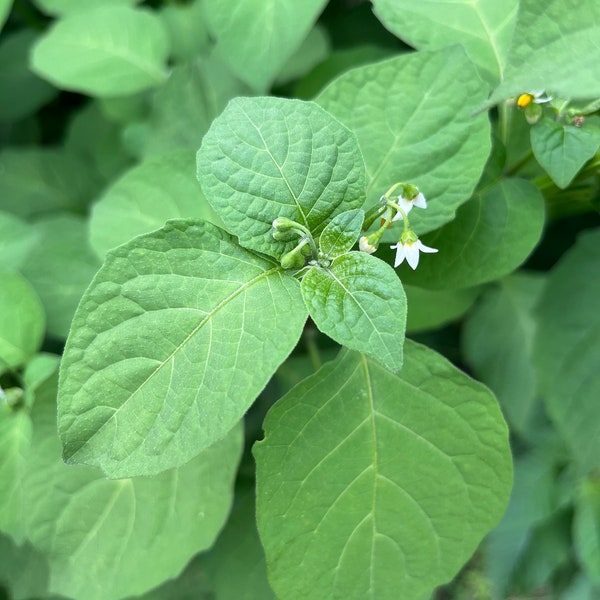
<box><xmin>390</xmin><ymin>237</ymin><xmax>438</xmax><ymax>270</ymax></box>
<box><xmin>516</xmin><ymin>91</ymin><xmax>552</xmax><ymax>109</ymax></box>
<box><xmin>392</xmin><ymin>185</ymin><xmax>427</xmax><ymax>221</ymax></box>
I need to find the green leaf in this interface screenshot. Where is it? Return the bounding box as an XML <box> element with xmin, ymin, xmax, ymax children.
<box><xmin>136</xmin><ymin>555</ymin><xmax>213</xmax><ymax>600</ymax></box>
<box><xmin>372</xmin><ymin>0</ymin><xmax>518</xmax><ymax>85</ymax></box>
<box><xmin>0</xmin><ymin>147</ymin><xmax>101</xmax><ymax>218</ymax></box>
<box><xmin>531</xmin><ymin>116</ymin><xmax>600</xmax><ymax>189</ymax></box>
<box><xmin>0</xmin><ymin>0</ymin><xmax>11</xmax><ymax>32</ymax></box>
<box><xmin>33</xmin><ymin>0</ymin><xmax>140</xmax><ymax>16</ymax></box>
<box><xmin>64</xmin><ymin>102</ymin><xmax>133</xmax><ymax>182</ymax></box>
<box><xmin>0</xmin><ymin>535</ymin><xmax>50</xmax><ymax>600</ymax></box>
<box><xmin>90</xmin><ymin>150</ymin><xmax>219</xmax><ymax>257</ymax></box>
<box><xmin>489</xmin><ymin>0</ymin><xmax>600</xmax><ymax>104</ymax></box>
<box><xmin>197</xmin><ymin>96</ymin><xmax>366</xmax><ymax>259</ymax></box>
<box><xmin>318</xmin><ymin>208</ymin><xmax>364</xmax><ymax>259</ymax></box>
<box><xmin>485</xmin><ymin>452</ymin><xmax>559</xmax><ymax>597</ymax></box>
<box><xmin>204</xmin><ymin>0</ymin><xmax>328</xmax><ymax>91</ymax></box>
<box><xmin>255</xmin><ymin>343</ymin><xmax>512</xmax><ymax>600</ymax></box>
<box><xmin>561</xmin><ymin>574</ymin><xmax>600</xmax><ymax>600</ymax></box>
<box><xmin>294</xmin><ymin>44</ymin><xmax>395</xmax><ymax>100</ymax></box>
<box><xmin>158</xmin><ymin>0</ymin><xmax>210</xmax><ymax>62</ymax></box>
<box><xmin>275</xmin><ymin>24</ymin><xmax>331</xmax><ymax>87</ymax></box>
<box><xmin>58</xmin><ymin>219</ymin><xmax>307</xmax><ymax>478</ymax></box>
<box><xmin>405</xmin><ymin>285</ymin><xmax>481</xmax><ymax>333</ymax></box>
<box><xmin>24</xmin><ymin>374</ymin><xmax>243</xmax><ymax>600</ymax></box>
<box><xmin>317</xmin><ymin>47</ymin><xmax>491</xmax><ymax>234</ymax></box>
<box><xmin>0</xmin><ymin>273</ymin><xmax>45</xmax><ymax>372</ymax></box>
<box><xmin>462</xmin><ymin>273</ymin><xmax>545</xmax><ymax>432</ymax></box>
<box><xmin>125</xmin><ymin>58</ymin><xmax>249</xmax><ymax>160</ymax></box>
<box><xmin>534</xmin><ymin>227</ymin><xmax>600</xmax><ymax>474</ymax></box>
<box><xmin>574</xmin><ymin>479</ymin><xmax>600</xmax><ymax>585</ymax></box>
<box><xmin>397</xmin><ymin>178</ymin><xmax>545</xmax><ymax>289</ymax></box>
<box><xmin>205</xmin><ymin>490</ymin><xmax>277</xmax><ymax>600</ymax></box>
<box><xmin>30</xmin><ymin>6</ymin><xmax>169</xmax><ymax>97</ymax></box>
<box><xmin>301</xmin><ymin>252</ymin><xmax>406</xmax><ymax>372</ymax></box>
<box><xmin>0</xmin><ymin>408</ymin><xmax>32</xmax><ymax>543</ymax></box>
<box><xmin>0</xmin><ymin>211</ymin><xmax>37</xmax><ymax>271</ymax></box>
<box><xmin>21</xmin><ymin>215</ymin><xmax>101</xmax><ymax>339</ymax></box>
<box><xmin>0</xmin><ymin>30</ymin><xmax>57</xmax><ymax>122</ymax></box>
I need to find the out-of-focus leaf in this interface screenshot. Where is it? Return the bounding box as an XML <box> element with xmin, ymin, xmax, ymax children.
<box><xmin>21</xmin><ymin>215</ymin><xmax>101</xmax><ymax>339</ymax></box>
<box><xmin>30</xmin><ymin>6</ymin><xmax>169</xmax><ymax>96</ymax></box>
<box><xmin>0</xmin><ymin>30</ymin><xmax>57</xmax><ymax>122</ymax></box>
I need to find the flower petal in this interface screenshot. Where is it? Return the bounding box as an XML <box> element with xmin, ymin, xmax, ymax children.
<box><xmin>412</xmin><ymin>192</ymin><xmax>427</xmax><ymax>209</ymax></box>
<box><xmin>405</xmin><ymin>243</ymin><xmax>420</xmax><ymax>269</ymax></box>
<box><xmin>390</xmin><ymin>243</ymin><xmax>406</xmax><ymax>268</ymax></box>
<box><xmin>416</xmin><ymin>240</ymin><xmax>438</xmax><ymax>254</ymax></box>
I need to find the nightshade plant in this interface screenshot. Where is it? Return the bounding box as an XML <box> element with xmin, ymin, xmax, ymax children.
<box><xmin>1</xmin><ymin>1</ymin><xmax>600</xmax><ymax>600</ymax></box>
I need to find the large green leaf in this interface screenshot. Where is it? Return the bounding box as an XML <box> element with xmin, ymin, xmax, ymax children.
<box><xmin>534</xmin><ymin>227</ymin><xmax>600</xmax><ymax>474</ymax></box>
<box><xmin>485</xmin><ymin>452</ymin><xmax>560</xmax><ymax>597</ymax></box>
<box><xmin>58</xmin><ymin>219</ymin><xmax>307</xmax><ymax>478</ymax></box>
<box><xmin>397</xmin><ymin>178</ymin><xmax>545</xmax><ymax>289</ymax></box>
<box><xmin>125</xmin><ymin>58</ymin><xmax>249</xmax><ymax>160</ymax></box>
<box><xmin>0</xmin><ymin>148</ymin><xmax>101</xmax><ymax>218</ymax></box>
<box><xmin>301</xmin><ymin>252</ymin><xmax>406</xmax><ymax>372</ymax></box>
<box><xmin>204</xmin><ymin>0</ymin><xmax>328</xmax><ymax>91</ymax></box>
<box><xmin>0</xmin><ymin>30</ymin><xmax>57</xmax><ymax>122</ymax></box>
<box><xmin>255</xmin><ymin>343</ymin><xmax>512</xmax><ymax>600</ymax></box>
<box><xmin>0</xmin><ymin>273</ymin><xmax>45</xmax><ymax>373</ymax></box>
<box><xmin>33</xmin><ymin>0</ymin><xmax>140</xmax><ymax>16</ymax></box>
<box><xmin>0</xmin><ymin>211</ymin><xmax>37</xmax><ymax>271</ymax></box>
<box><xmin>204</xmin><ymin>490</ymin><xmax>277</xmax><ymax>600</ymax></box>
<box><xmin>21</xmin><ymin>215</ymin><xmax>101</xmax><ymax>339</ymax></box>
<box><xmin>462</xmin><ymin>273</ymin><xmax>545</xmax><ymax>433</ymax></box>
<box><xmin>489</xmin><ymin>0</ymin><xmax>600</xmax><ymax>104</ymax></box>
<box><xmin>158</xmin><ymin>0</ymin><xmax>210</xmax><ymax>62</ymax></box>
<box><xmin>0</xmin><ymin>535</ymin><xmax>50</xmax><ymax>600</ymax></box>
<box><xmin>317</xmin><ymin>47</ymin><xmax>491</xmax><ymax>234</ymax></box>
<box><xmin>574</xmin><ymin>479</ymin><xmax>600</xmax><ymax>586</ymax></box>
<box><xmin>24</xmin><ymin>373</ymin><xmax>242</xmax><ymax>600</ymax></box>
<box><xmin>30</xmin><ymin>6</ymin><xmax>169</xmax><ymax>96</ymax></box>
<box><xmin>0</xmin><ymin>408</ymin><xmax>32</xmax><ymax>543</ymax></box>
<box><xmin>405</xmin><ymin>285</ymin><xmax>480</xmax><ymax>333</ymax></box>
<box><xmin>372</xmin><ymin>0</ymin><xmax>518</xmax><ymax>85</ymax></box>
<box><xmin>90</xmin><ymin>150</ymin><xmax>218</xmax><ymax>257</ymax></box>
<box><xmin>531</xmin><ymin>117</ymin><xmax>600</xmax><ymax>189</ymax></box>
<box><xmin>197</xmin><ymin>97</ymin><xmax>366</xmax><ymax>259</ymax></box>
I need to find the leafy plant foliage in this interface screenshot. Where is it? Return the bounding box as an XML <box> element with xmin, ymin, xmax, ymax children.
<box><xmin>1</xmin><ymin>1</ymin><xmax>600</xmax><ymax>599</ymax></box>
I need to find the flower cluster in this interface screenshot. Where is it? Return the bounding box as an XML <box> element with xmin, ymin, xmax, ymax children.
<box><xmin>359</xmin><ymin>182</ymin><xmax>438</xmax><ymax>270</ymax></box>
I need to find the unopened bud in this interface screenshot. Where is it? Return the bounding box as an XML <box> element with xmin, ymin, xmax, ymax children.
<box><xmin>272</xmin><ymin>217</ymin><xmax>297</xmax><ymax>231</ymax></box>
<box><xmin>524</xmin><ymin>102</ymin><xmax>542</xmax><ymax>125</ymax></box>
<box><xmin>359</xmin><ymin>236</ymin><xmax>377</xmax><ymax>254</ymax></box>
<box><xmin>280</xmin><ymin>247</ymin><xmax>306</xmax><ymax>270</ymax></box>
<box><xmin>272</xmin><ymin>229</ymin><xmax>297</xmax><ymax>241</ymax></box>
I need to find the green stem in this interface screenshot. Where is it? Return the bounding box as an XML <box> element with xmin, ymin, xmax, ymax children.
<box><xmin>386</xmin><ymin>201</ymin><xmax>410</xmax><ymax>232</ymax></box>
<box><xmin>498</xmin><ymin>100</ymin><xmax>512</xmax><ymax>146</ymax></box>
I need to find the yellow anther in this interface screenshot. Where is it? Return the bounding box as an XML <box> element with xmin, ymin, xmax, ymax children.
<box><xmin>517</xmin><ymin>93</ymin><xmax>534</xmax><ymax>109</ymax></box>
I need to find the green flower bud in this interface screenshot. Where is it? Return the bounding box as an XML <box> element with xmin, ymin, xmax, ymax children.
<box><xmin>524</xmin><ymin>102</ymin><xmax>542</xmax><ymax>125</ymax></box>
<box><xmin>280</xmin><ymin>247</ymin><xmax>306</xmax><ymax>270</ymax></box>
<box><xmin>272</xmin><ymin>217</ymin><xmax>298</xmax><ymax>231</ymax></box>
<box><xmin>272</xmin><ymin>229</ymin><xmax>297</xmax><ymax>241</ymax></box>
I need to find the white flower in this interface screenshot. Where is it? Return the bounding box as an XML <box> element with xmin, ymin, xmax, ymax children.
<box><xmin>359</xmin><ymin>236</ymin><xmax>377</xmax><ymax>254</ymax></box>
<box><xmin>517</xmin><ymin>90</ymin><xmax>552</xmax><ymax>108</ymax></box>
<box><xmin>390</xmin><ymin>239</ymin><xmax>438</xmax><ymax>270</ymax></box>
<box><xmin>392</xmin><ymin>191</ymin><xmax>427</xmax><ymax>221</ymax></box>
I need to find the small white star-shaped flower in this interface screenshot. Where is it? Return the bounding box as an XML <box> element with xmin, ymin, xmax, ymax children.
<box><xmin>392</xmin><ymin>191</ymin><xmax>427</xmax><ymax>221</ymax></box>
<box><xmin>517</xmin><ymin>90</ymin><xmax>552</xmax><ymax>108</ymax></box>
<box><xmin>390</xmin><ymin>239</ymin><xmax>438</xmax><ymax>269</ymax></box>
